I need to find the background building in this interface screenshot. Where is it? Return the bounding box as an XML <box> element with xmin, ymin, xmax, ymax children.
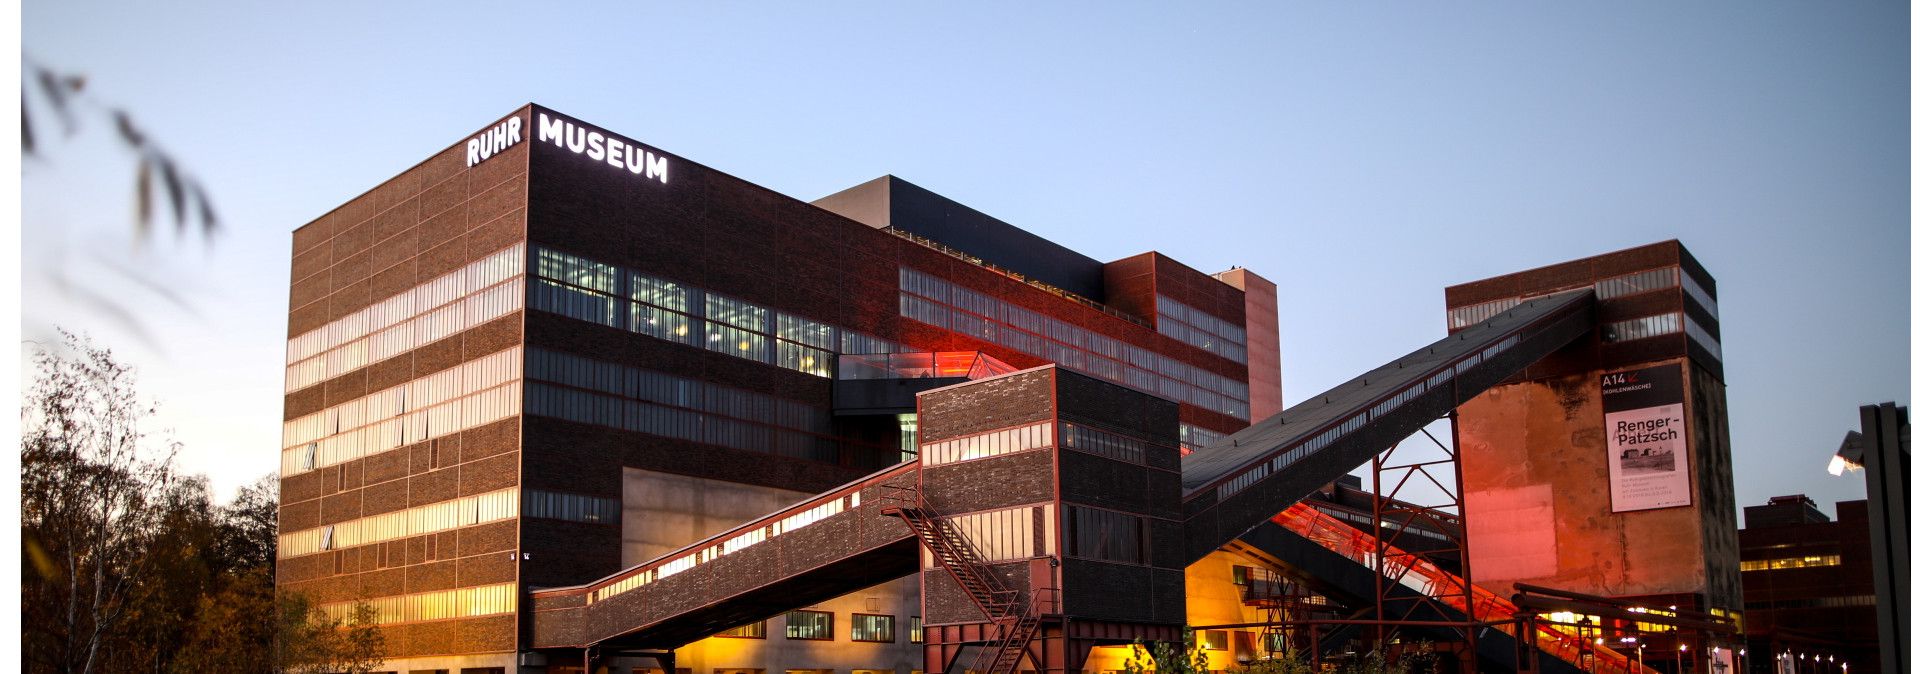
<box><xmin>1740</xmin><ymin>495</ymin><xmax>1882</xmax><ymax>673</ymax></box>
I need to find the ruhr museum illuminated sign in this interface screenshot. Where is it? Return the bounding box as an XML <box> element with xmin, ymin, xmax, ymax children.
<box><xmin>536</xmin><ymin>112</ymin><xmax>670</xmax><ymax>185</ymax></box>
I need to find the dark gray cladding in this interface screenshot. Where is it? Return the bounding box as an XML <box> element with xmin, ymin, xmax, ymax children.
<box><xmin>812</xmin><ymin>175</ymin><xmax>1109</xmax><ymax>301</ymax></box>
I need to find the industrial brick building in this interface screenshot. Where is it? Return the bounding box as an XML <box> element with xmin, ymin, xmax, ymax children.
<box><xmin>280</xmin><ymin>104</ymin><xmax>1280</xmax><ymax>673</ymax></box>
<box><xmin>281</xmin><ymin>105</ymin><xmax>1744</xmax><ymax>674</ymax></box>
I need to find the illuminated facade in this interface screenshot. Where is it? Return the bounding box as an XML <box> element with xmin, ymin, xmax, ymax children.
<box><xmin>279</xmin><ymin>105</ymin><xmax>1280</xmax><ymax>674</ymax></box>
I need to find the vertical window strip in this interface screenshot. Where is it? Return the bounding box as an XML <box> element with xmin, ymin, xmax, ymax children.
<box><xmin>1065</xmin><ymin>505</ymin><xmax>1145</xmax><ymax>565</ymax></box>
<box><xmin>1681</xmin><ymin>272</ymin><xmax>1719</xmax><ymax>319</ymax></box>
<box><xmin>1685</xmin><ymin>317</ymin><xmax>1724</xmax><ymax>361</ymax></box>
<box><xmin>947</xmin><ymin>505</ymin><xmax>1039</xmax><ymax>562</ymax></box>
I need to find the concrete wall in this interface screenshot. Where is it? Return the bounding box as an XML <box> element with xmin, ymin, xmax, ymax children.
<box><xmin>1457</xmin><ymin>357</ymin><xmax>1737</xmax><ymax>608</ymax></box>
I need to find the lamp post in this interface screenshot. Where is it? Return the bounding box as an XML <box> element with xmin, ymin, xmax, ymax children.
<box><xmin>1679</xmin><ymin>643</ymin><xmax>1687</xmax><ymax>673</ymax></box>
<box><xmin>1736</xmin><ymin>648</ymin><xmax>1744</xmax><ymax>674</ymax></box>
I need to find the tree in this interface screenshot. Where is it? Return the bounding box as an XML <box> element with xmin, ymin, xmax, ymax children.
<box><xmin>20</xmin><ymin>332</ymin><xmax>384</xmax><ymax>673</ymax></box>
<box><xmin>1124</xmin><ymin>627</ymin><xmax>1210</xmax><ymax>674</ymax></box>
<box><xmin>21</xmin><ymin>330</ymin><xmax>179</xmax><ymax>674</ymax></box>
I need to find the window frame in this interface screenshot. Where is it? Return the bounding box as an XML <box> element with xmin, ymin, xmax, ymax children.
<box><xmin>784</xmin><ymin>610</ymin><xmax>834</xmax><ymax>641</ymax></box>
<box><xmin>850</xmin><ymin>613</ymin><xmax>896</xmax><ymax>643</ymax></box>
<box><xmin>714</xmin><ymin>620</ymin><xmax>768</xmax><ymax>640</ymax></box>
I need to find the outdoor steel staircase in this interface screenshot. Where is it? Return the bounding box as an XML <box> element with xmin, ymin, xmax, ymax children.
<box><xmin>880</xmin><ymin>486</ymin><xmax>1044</xmax><ymax>674</ymax></box>
<box><xmin>1271</xmin><ymin>502</ymin><xmax>1647</xmax><ymax>674</ymax></box>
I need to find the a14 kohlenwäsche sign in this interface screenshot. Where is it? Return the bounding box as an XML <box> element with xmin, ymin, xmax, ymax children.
<box><xmin>1601</xmin><ymin>363</ymin><xmax>1692</xmax><ymax>512</ymax></box>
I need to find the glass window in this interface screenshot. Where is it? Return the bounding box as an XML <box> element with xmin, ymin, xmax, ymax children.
<box><xmin>785</xmin><ymin>610</ymin><xmax>833</xmax><ymax>640</ymax></box>
<box><xmin>706</xmin><ymin>294</ymin><xmax>769</xmax><ymax>332</ymax></box>
<box><xmin>851</xmin><ymin>614</ymin><xmax>895</xmax><ymax>643</ymax></box>
<box><xmin>1066</xmin><ymin>505</ymin><xmax>1145</xmax><ymax>565</ymax></box>
<box><xmin>778</xmin><ymin>342</ymin><xmax>833</xmax><ymax>378</ymax></box>
<box><xmin>632</xmin><ymin>273</ymin><xmax>697</xmax><ymax>313</ymax></box>
<box><xmin>536</xmin><ymin>247</ymin><xmax>619</xmax><ymax>294</ymax></box>
<box><xmin>778</xmin><ymin>314</ymin><xmax>837</xmax><ymax>350</ymax></box>
<box><xmin>910</xmin><ymin>616</ymin><xmax>923</xmax><ymax>644</ymax></box>
<box><xmin>706</xmin><ymin>323</ymin><xmax>770</xmax><ymax>363</ymax></box>
<box><xmin>716</xmin><ymin>621</ymin><xmax>767</xmax><ymax>639</ymax></box>
<box><xmin>633</xmin><ymin>304</ymin><xmax>699</xmax><ymax>346</ymax></box>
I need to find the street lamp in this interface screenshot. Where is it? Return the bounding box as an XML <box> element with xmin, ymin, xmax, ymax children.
<box><xmin>1679</xmin><ymin>644</ymin><xmax>1687</xmax><ymax>673</ymax></box>
<box><xmin>1621</xmin><ymin>637</ymin><xmax>1644</xmax><ymax>673</ymax></box>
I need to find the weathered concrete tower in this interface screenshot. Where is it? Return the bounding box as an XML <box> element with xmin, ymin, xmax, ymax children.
<box><xmin>1446</xmin><ymin>241</ymin><xmax>1739</xmax><ymax>620</ymax></box>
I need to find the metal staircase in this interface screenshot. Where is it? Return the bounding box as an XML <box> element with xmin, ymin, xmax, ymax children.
<box><xmin>880</xmin><ymin>487</ymin><xmax>1043</xmax><ymax>674</ymax></box>
<box><xmin>1271</xmin><ymin>502</ymin><xmax>1647</xmax><ymax>674</ymax></box>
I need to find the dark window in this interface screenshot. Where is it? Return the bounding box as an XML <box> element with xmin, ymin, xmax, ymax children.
<box><xmin>785</xmin><ymin>610</ymin><xmax>833</xmax><ymax>640</ymax></box>
<box><xmin>1066</xmin><ymin>506</ymin><xmax>1145</xmax><ymax>565</ymax></box>
<box><xmin>851</xmin><ymin>614</ymin><xmax>895</xmax><ymax>642</ymax></box>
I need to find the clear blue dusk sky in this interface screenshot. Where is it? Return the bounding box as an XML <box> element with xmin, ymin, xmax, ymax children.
<box><xmin>22</xmin><ymin>3</ymin><xmax>1909</xmax><ymax>521</ymax></box>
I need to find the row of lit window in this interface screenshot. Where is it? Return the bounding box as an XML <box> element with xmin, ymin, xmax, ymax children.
<box><xmin>286</xmin><ymin>244</ymin><xmax>526</xmax><ymax>390</ymax></box>
<box><xmin>524</xmin><ymin>489</ymin><xmax>619</xmax><ymax>524</ymax></box>
<box><xmin>1155</xmin><ymin>295</ymin><xmax>1248</xmax><ymax>364</ymax></box>
<box><xmin>284</xmin><ymin>346</ymin><xmax>523</xmax><ymax>449</ymax></box>
<box><xmin>1740</xmin><ymin>554</ymin><xmax>1841</xmax><ymax>571</ymax></box>
<box><xmin>940</xmin><ymin>504</ymin><xmax>1054</xmax><ymax>563</ymax></box>
<box><xmin>1209</xmin><ymin>335</ymin><xmax>1513</xmax><ymax>502</ymax></box>
<box><xmin>717</xmin><ymin>613</ymin><xmax>923</xmax><ymax>644</ymax></box>
<box><xmin>1060</xmin><ymin>422</ymin><xmax>1174</xmax><ymax>466</ymax></box>
<box><xmin>316</xmin><ymin>582</ymin><xmax>516</xmax><ymax>626</ymax></box>
<box><xmin>1066</xmin><ymin>505</ymin><xmax>1146</xmax><ymax>565</ymax></box>
<box><xmin>280</xmin><ymin>487</ymin><xmax>519</xmax><ymax>559</ymax></box>
<box><xmin>1446</xmin><ymin>265</ymin><xmax>1718</xmax><ymax>331</ymax></box>
<box><xmin>280</xmin><ymin>349</ymin><xmax>523</xmax><ymax>477</ymax></box>
<box><xmin>920</xmin><ymin>421</ymin><xmax>1055</xmax><ymax>467</ymax></box>
<box><xmin>899</xmin><ymin>268</ymin><xmax>1250</xmax><ymax>419</ymax></box>
<box><xmin>591</xmin><ymin>492</ymin><xmax>863</xmax><ymax>603</ymax></box>
<box><xmin>530</xmin><ymin>247</ymin><xmax>903</xmax><ymax>380</ymax></box>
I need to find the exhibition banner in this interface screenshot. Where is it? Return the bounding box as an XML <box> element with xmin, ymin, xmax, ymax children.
<box><xmin>1601</xmin><ymin>363</ymin><xmax>1692</xmax><ymax>512</ymax></box>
